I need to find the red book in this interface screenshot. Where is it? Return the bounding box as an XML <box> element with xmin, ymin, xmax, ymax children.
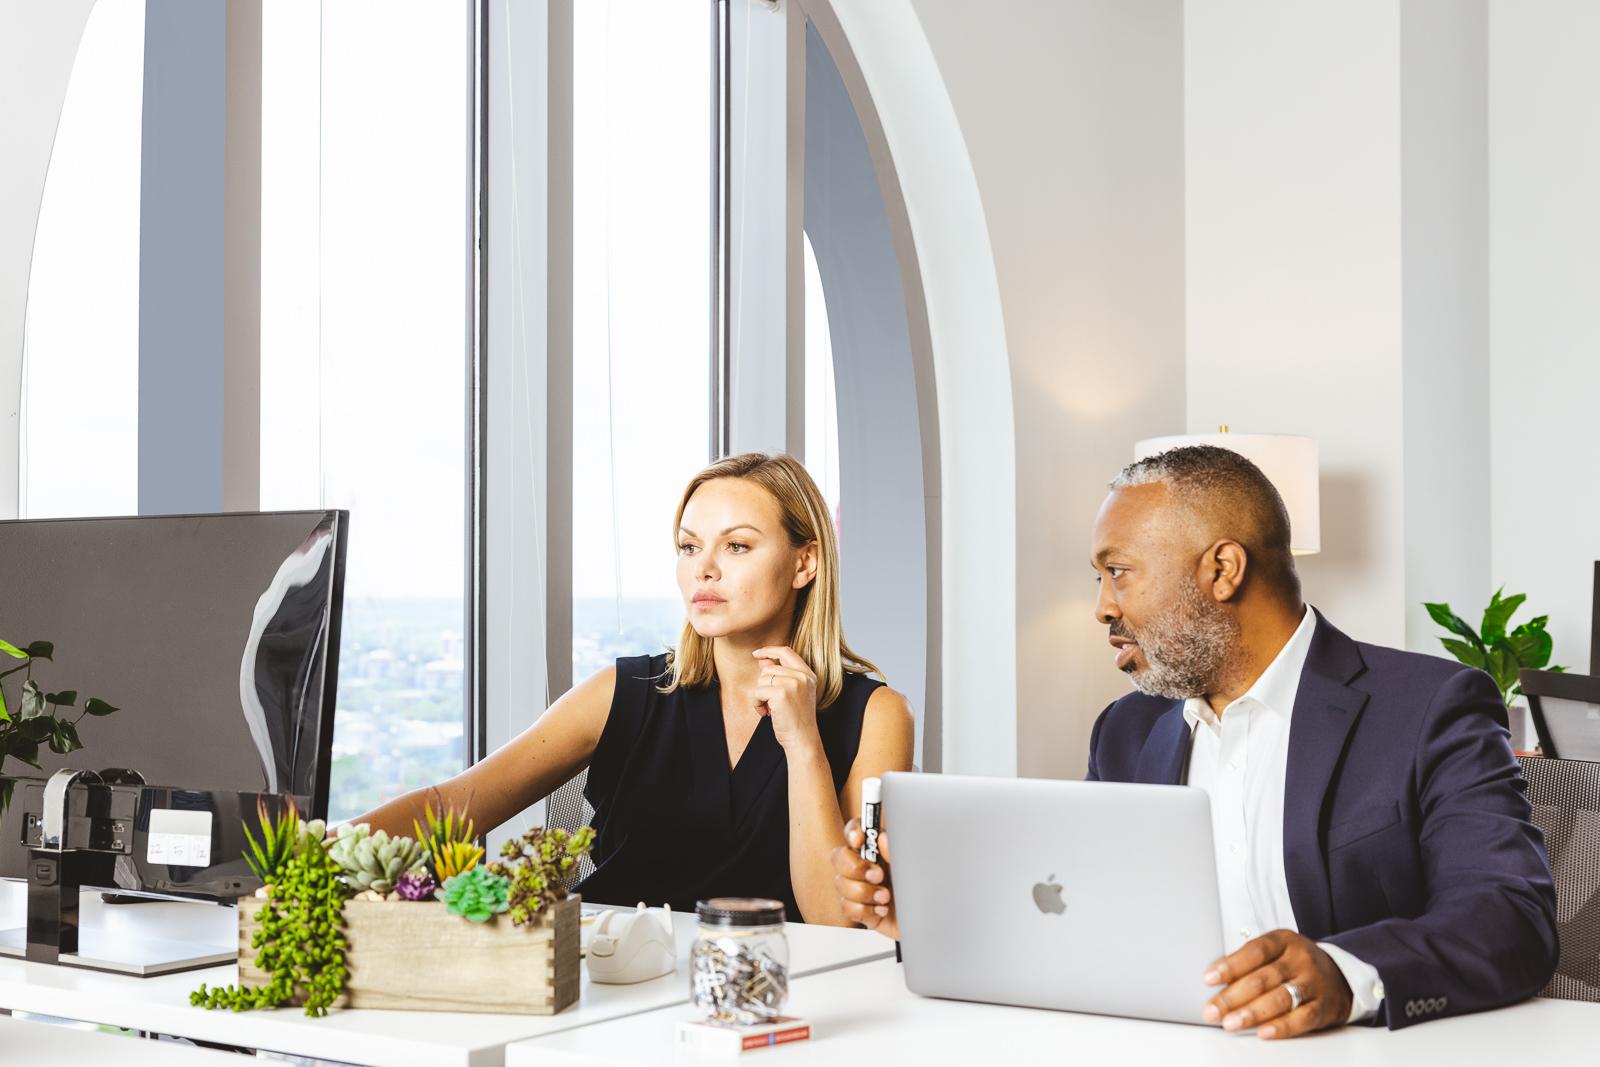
<box><xmin>676</xmin><ymin>1016</ymin><xmax>813</xmax><ymax>1055</ymax></box>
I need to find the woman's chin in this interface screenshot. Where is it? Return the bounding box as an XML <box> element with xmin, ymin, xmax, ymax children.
<box><xmin>685</xmin><ymin>617</ymin><xmax>731</xmax><ymax>639</ymax></box>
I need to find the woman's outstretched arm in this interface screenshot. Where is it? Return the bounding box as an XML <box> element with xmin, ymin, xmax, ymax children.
<box><xmin>348</xmin><ymin>666</ymin><xmax>616</xmax><ymax>839</ymax></box>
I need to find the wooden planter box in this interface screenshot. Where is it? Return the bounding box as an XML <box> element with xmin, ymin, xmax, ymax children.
<box><xmin>237</xmin><ymin>893</ymin><xmax>581</xmax><ymax>1014</ymax></box>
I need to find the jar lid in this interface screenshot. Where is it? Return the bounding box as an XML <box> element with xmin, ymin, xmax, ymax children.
<box><xmin>696</xmin><ymin>897</ymin><xmax>786</xmax><ymax>928</ymax></box>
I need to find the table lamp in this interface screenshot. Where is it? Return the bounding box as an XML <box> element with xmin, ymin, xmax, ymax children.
<box><xmin>1133</xmin><ymin>429</ymin><xmax>1320</xmax><ymax>555</ymax></box>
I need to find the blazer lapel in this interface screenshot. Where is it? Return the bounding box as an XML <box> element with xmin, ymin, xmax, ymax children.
<box><xmin>1135</xmin><ymin>703</ymin><xmax>1192</xmax><ymax>785</ymax></box>
<box><xmin>1282</xmin><ymin>610</ymin><xmax>1370</xmax><ymax>939</ymax></box>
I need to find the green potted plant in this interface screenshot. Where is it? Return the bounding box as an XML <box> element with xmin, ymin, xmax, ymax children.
<box><xmin>0</xmin><ymin>638</ymin><xmax>120</xmax><ymax>813</ymax></box>
<box><xmin>199</xmin><ymin>799</ymin><xmax>594</xmax><ymax>1017</ymax></box>
<box><xmin>1424</xmin><ymin>589</ymin><xmax>1564</xmax><ymax>751</ymax></box>
<box><xmin>1423</xmin><ymin>589</ymin><xmax>1565</xmax><ymax>705</ymax></box>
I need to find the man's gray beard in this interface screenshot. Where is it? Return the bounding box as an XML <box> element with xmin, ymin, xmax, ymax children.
<box><xmin>1124</xmin><ymin>580</ymin><xmax>1241</xmax><ymax>700</ymax></box>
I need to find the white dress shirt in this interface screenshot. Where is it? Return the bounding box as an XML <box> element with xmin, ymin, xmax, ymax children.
<box><xmin>1182</xmin><ymin>607</ymin><xmax>1385</xmax><ymax>1023</ymax></box>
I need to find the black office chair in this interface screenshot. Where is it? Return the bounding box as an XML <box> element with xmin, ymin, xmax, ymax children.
<box><xmin>1519</xmin><ymin>754</ymin><xmax>1600</xmax><ymax>1002</ymax></box>
<box><xmin>543</xmin><ymin>770</ymin><xmax>597</xmax><ymax>885</ymax></box>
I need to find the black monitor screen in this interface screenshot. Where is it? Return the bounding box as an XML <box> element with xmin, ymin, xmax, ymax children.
<box><xmin>0</xmin><ymin>511</ymin><xmax>346</xmax><ymax>815</ymax></box>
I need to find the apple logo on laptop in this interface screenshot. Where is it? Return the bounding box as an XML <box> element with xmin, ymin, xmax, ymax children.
<box><xmin>1032</xmin><ymin>874</ymin><xmax>1066</xmax><ymax>915</ymax></box>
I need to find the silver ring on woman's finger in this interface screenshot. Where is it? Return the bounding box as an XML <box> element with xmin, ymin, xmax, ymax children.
<box><xmin>1283</xmin><ymin>982</ymin><xmax>1303</xmax><ymax>1012</ymax></box>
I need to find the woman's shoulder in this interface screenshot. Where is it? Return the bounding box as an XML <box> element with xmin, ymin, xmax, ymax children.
<box><xmin>606</xmin><ymin>653</ymin><xmax>670</xmax><ymax>704</ymax></box>
<box><xmin>614</xmin><ymin>652</ymin><xmax>670</xmax><ymax>680</ymax></box>
<box><xmin>829</xmin><ymin>668</ymin><xmax>901</xmax><ymax>727</ymax></box>
<box><xmin>585</xmin><ymin>653</ymin><xmax>673</xmax><ymax>785</ymax></box>
<box><xmin>839</xmin><ymin>665</ymin><xmax>887</xmax><ymax>701</ymax></box>
<box><xmin>861</xmin><ymin>681</ymin><xmax>913</xmax><ymax>727</ymax></box>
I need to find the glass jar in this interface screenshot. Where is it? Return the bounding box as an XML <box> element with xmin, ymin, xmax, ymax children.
<box><xmin>689</xmin><ymin>897</ymin><xmax>790</xmax><ymax>1025</ymax></box>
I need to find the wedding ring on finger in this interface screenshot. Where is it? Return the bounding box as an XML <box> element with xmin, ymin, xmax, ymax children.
<box><xmin>1283</xmin><ymin>982</ymin><xmax>1303</xmax><ymax>1012</ymax></box>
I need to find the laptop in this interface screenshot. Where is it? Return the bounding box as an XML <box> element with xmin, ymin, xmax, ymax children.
<box><xmin>883</xmin><ymin>772</ymin><xmax>1225</xmax><ymax>1025</ymax></box>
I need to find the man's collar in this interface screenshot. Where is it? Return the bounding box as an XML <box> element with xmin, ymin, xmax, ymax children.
<box><xmin>1183</xmin><ymin>605</ymin><xmax>1316</xmax><ymax>731</ymax></box>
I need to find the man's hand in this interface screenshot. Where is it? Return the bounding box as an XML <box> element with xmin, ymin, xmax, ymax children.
<box><xmin>830</xmin><ymin>819</ymin><xmax>898</xmax><ymax>939</ymax></box>
<box><xmin>1202</xmin><ymin>930</ymin><xmax>1353</xmax><ymax>1039</ymax></box>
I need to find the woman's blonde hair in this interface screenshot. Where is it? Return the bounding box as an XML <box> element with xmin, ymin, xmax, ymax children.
<box><xmin>662</xmin><ymin>451</ymin><xmax>880</xmax><ymax>708</ymax></box>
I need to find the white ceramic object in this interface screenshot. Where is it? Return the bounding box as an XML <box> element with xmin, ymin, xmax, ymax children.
<box><xmin>585</xmin><ymin>902</ymin><xmax>677</xmax><ymax>985</ymax></box>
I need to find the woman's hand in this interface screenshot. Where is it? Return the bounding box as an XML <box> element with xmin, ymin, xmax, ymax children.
<box><xmin>752</xmin><ymin>645</ymin><xmax>821</xmax><ymax>754</ymax></box>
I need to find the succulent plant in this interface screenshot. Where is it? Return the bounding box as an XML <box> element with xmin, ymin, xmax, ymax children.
<box><xmin>193</xmin><ymin>813</ymin><xmax>351</xmax><ymax>1017</ymax></box>
<box><xmin>394</xmin><ymin>867</ymin><xmax>438</xmax><ymax>902</ymax></box>
<box><xmin>441</xmin><ymin>865</ymin><xmax>511</xmax><ymax>924</ymax></box>
<box><xmin>298</xmin><ymin>818</ymin><xmax>329</xmax><ymax>852</ymax></box>
<box><xmin>492</xmin><ymin>825</ymin><xmax>596</xmax><ymax>926</ymax></box>
<box><xmin>242</xmin><ymin>797</ymin><xmax>301</xmax><ymax>885</ymax></box>
<box><xmin>326</xmin><ymin>823</ymin><xmax>426</xmax><ymax>895</ymax></box>
<box><xmin>414</xmin><ymin>801</ymin><xmax>484</xmax><ymax>881</ymax></box>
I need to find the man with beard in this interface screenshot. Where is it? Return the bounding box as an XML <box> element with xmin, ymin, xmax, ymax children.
<box><xmin>831</xmin><ymin>444</ymin><xmax>1558</xmax><ymax>1038</ymax></box>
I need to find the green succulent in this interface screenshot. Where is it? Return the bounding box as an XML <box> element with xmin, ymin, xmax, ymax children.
<box><xmin>242</xmin><ymin>798</ymin><xmax>302</xmax><ymax>885</ymax></box>
<box><xmin>192</xmin><ymin>818</ymin><xmax>351</xmax><ymax>1017</ymax></box>
<box><xmin>327</xmin><ymin>822</ymin><xmax>426</xmax><ymax>894</ymax></box>
<box><xmin>492</xmin><ymin>825</ymin><xmax>596</xmax><ymax>926</ymax></box>
<box><xmin>298</xmin><ymin>818</ymin><xmax>329</xmax><ymax>852</ymax></box>
<box><xmin>441</xmin><ymin>865</ymin><xmax>512</xmax><ymax>924</ymax></box>
<box><xmin>414</xmin><ymin>800</ymin><xmax>484</xmax><ymax>880</ymax></box>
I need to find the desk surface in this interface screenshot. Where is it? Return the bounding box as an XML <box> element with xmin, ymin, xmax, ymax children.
<box><xmin>0</xmin><ymin>884</ymin><xmax>891</xmax><ymax>1067</ymax></box>
<box><xmin>0</xmin><ymin>1014</ymin><xmax>243</xmax><ymax>1064</ymax></box>
<box><xmin>509</xmin><ymin>958</ymin><xmax>1600</xmax><ymax>1067</ymax></box>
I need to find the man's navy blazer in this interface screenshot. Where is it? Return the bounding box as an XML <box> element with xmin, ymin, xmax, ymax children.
<box><xmin>1086</xmin><ymin>608</ymin><xmax>1558</xmax><ymax>1029</ymax></box>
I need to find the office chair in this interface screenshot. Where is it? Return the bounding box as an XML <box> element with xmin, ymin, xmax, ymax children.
<box><xmin>1519</xmin><ymin>754</ymin><xmax>1600</xmax><ymax>1002</ymax></box>
<box><xmin>543</xmin><ymin>770</ymin><xmax>598</xmax><ymax>884</ymax></box>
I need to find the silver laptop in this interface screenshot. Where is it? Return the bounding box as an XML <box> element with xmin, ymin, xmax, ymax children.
<box><xmin>884</xmin><ymin>772</ymin><xmax>1225</xmax><ymax>1025</ymax></box>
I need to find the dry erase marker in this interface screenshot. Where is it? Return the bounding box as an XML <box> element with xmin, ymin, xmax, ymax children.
<box><xmin>860</xmin><ymin>777</ymin><xmax>883</xmax><ymax>863</ymax></box>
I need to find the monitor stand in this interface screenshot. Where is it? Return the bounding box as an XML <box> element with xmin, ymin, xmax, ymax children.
<box><xmin>0</xmin><ymin>882</ymin><xmax>236</xmax><ymax>977</ymax></box>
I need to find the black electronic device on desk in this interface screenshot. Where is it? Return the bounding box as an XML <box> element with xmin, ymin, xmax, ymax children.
<box><xmin>0</xmin><ymin>510</ymin><xmax>347</xmax><ymax>976</ymax></box>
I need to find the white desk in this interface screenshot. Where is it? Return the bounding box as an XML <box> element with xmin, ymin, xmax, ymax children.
<box><xmin>0</xmin><ymin>882</ymin><xmax>238</xmax><ymax>973</ymax></box>
<box><xmin>0</xmin><ymin>1014</ymin><xmax>244</xmax><ymax>1064</ymax></box>
<box><xmin>509</xmin><ymin>958</ymin><xmax>1600</xmax><ymax>1067</ymax></box>
<box><xmin>0</xmin><ymin>884</ymin><xmax>892</xmax><ymax>1067</ymax></box>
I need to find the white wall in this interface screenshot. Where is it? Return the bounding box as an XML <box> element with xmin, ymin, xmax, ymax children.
<box><xmin>1187</xmin><ymin>0</ymin><xmax>1409</xmax><ymax>649</ymax></box>
<box><xmin>1489</xmin><ymin>0</ymin><xmax>1600</xmax><ymax>674</ymax></box>
<box><xmin>908</xmin><ymin>0</ymin><xmax>1187</xmax><ymax>779</ymax></box>
<box><xmin>1400</xmin><ymin>0</ymin><xmax>1490</xmax><ymax>656</ymax></box>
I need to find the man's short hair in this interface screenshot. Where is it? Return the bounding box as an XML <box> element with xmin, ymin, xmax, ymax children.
<box><xmin>1110</xmin><ymin>445</ymin><xmax>1300</xmax><ymax>599</ymax></box>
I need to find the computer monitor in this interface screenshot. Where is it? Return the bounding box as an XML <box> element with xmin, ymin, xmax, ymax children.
<box><xmin>1522</xmin><ymin>668</ymin><xmax>1600</xmax><ymax>762</ymax></box>
<box><xmin>0</xmin><ymin>510</ymin><xmax>347</xmax><ymax>886</ymax></box>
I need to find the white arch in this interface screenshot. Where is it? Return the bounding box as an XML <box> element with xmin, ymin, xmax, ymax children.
<box><xmin>805</xmin><ymin>0</ymin><xmax>1017</xmax><ymax>776</ymax></box>
<box><xmin>0</xmin><ymin>0</ymin><xmax>97</xmax><ymax>519</ymax></box>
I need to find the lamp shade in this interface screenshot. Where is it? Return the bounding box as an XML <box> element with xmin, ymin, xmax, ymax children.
<box><xmin>1133</xmin><ymin>433</ymin><xmax>1320</xmax><ymax>555</ymax></box>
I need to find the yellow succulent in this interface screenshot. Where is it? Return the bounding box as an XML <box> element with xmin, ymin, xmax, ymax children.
<box><xmin>413</xmin><ymin>801</ymin><xmax>484</xmax><ymax>882</ymax></box>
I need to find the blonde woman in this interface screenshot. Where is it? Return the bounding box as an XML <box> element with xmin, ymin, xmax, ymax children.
<box><xmin>354</xmin><ymin>452</ymin><xmax>915</xmax><ymax>925</ymax></box>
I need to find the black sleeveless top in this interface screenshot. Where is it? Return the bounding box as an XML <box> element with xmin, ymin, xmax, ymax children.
<box><xmin>576</xmin><ymin>653</ymin><xmax>882</xmax><ymax>920</ymax></box>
